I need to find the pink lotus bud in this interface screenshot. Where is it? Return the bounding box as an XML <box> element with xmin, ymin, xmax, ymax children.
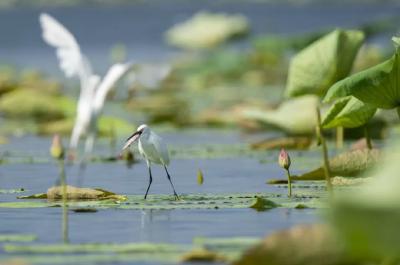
<box><xmin>278</xmin><ymin>148</ymin><xmax>291</xmax><ymax>170</ymax></box>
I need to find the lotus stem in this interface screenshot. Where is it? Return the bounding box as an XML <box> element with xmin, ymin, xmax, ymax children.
<box><xmin>336</xmin><ymin>126</ymin><xmax>344</xmax><ymax>149</ymax></box>
<box><xmin>286</xmin><ymin>169</ymin><xmax>292</xmax><ymax>197</ymax></box>
<box><xmin>364</xmin><ymin>125</ymin><xmax>372</xmax><ymax>150</ymax></box>
<box><xmin>316</xmin><ymin>107</ymin><xmax>333</xmax><ymax>196</ymax></box>
<box><xmin>58</xmin><ymin>160</ymin><xmax>69</xmax><ymax>244</ymax></box>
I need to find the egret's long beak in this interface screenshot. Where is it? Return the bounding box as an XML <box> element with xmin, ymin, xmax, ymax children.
<box><xmin>122</xmin><ymin>130</ymin><xmax>142</xmax><ymax>151</ymax></box>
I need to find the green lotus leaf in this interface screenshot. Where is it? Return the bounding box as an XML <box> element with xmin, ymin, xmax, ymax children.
<box><xmin>322</xmin><ymin>96</ymin><xmax>377</xmax><ymax>128</ymax></box>
<box><xmin>240</xmin><ymin>95</ymin><xmax>319</xmax><ymax>135</ymax></box>
<box><xmin>285</xmin><ymin>29</ymin><xmax>365</xmax><ymax>97</ymax></box>
<box><xmin>392</xmin><ymin>36</ymin><xmax>400</xmax><ymax>47</ymax></box>
<box><xmin>324</xmin><ymin>49</ymin><xmax>400</xmax><ymax>109</ymax></box>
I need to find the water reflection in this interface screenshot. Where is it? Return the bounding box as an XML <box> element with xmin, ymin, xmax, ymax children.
<box><xmin>140</xmin><ymin>210</ymin><xmax>172</xmax><ymax>242</ymax></box>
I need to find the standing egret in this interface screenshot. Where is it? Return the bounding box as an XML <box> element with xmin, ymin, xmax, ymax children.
<box><xmin>122</xmin><ymin>124</ymin><xmax>179</xmax><ymax>200</ymax></box>
<box><xmin>39</xmin><ymin>13</ymin><xmax>132</xmax><ymax>158</ymax></box>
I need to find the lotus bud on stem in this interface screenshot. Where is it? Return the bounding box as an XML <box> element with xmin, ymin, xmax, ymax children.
<box><xmin>278</xmin><ymin>148</ymin><xmax>292</xmax><ymax>197</ymax></box>
<box><xmin>49</xmin><ymin>134</ymin><xmax>69</xmax><ymax>243</ymax></box>
<box><xmin>316</xmin><ymin>107</ymin><xmax>333</xmax><ymax>196</ymax></box>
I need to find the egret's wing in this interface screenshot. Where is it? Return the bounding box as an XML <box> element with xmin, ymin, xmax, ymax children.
<box><xmin>39</xmin><ymin>13</ymin><xmax>92</xmax><ymax>79</ymax></box>
<box><xmin>150</xmin><ymin>133</ymin><xmax>170</xmax><ymax>166</ymax></box>
<box><xmin>92</xmin><ymin>63</ymin><xmax>132</xmax><ymax>113</ymax></box>
<box><xmin>70</xmin><ymin>75</ymin><xmax>100</xmax><ymax>151</ymax></box>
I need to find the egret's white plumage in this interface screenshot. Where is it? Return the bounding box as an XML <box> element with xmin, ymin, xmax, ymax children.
<box><xmin>122</xmin><ymin>124</ymin><xmax>178</xmax><ymax>199</ymax></box>
<box><xmin>39</xmin><ymin>13</ymin><xmax>132</xmax><ymax>156</ymax></box>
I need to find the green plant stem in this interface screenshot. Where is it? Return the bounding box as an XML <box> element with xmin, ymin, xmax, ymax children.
<box><xmin>336</xmin><ymin>126</ymin><xmax>344</xmax><ymax>149</ymax></box>
<box><xmin>58</xmin><ymin>160</ymin><xmax>69</xmax><ymax>244</ymax></box>
<box><xmin>397</xmin><ymin>107</ymin><xmax>400</xmax><ymax>120</ymax></box>
<box><xmin>316</xmin><ymin>107</ymin><xmax>333</xmax><ymax>196</ymax></box>
<box><xmin>286</xmin><ymin>169</ymin><xmax>292</xmax><ymax>197</ymax></box>
<box><xmin>364</xmin><ymin>125</ymin><xmax>372</xmax><ymax>149</ymax></box>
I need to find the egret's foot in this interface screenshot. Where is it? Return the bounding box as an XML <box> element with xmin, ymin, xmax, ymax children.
<box><xmin>173</xmin><ymin>194</ymin><xmax>180</xmax><ymax>201</ymax></box>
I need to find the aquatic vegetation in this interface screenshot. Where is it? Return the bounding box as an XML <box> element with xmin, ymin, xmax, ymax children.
<box><xmin>285</xmin><ymin>29</ymin><xmax>365</xmax><ymax>98</ymax></box>
<box><xmin>0</xmin><ymin>234</ymin><xmax>37</xmax><ymax>242</ymax></box>
<box><xmin>324</xmin><ymin>42</ymin><xmax>400</xmax><ymax>117</ymax></box>
<box><xmin>197</xmin><ymin>169</ymin><xmax>204</xmax><ymax>185</ymax></box>
<box><xmin>8</xmin><ymin>192</ymin><xmax>325</xmax><ymax>210</ymax></box>
<box><xmin>251</xmin><ymin>136</ymin><xmax>312</xmax><ymax>150</ymax></box>
<box><xmin>1</xmin><ymin>236</ymin><xmax>258</xmax><ymax>264</ymax></box>
<box><xmin>165</xmin><ymin>11</ymin><xmax>249</xmax><ymax>50</ymax></box>
<box><xmin>0</xmin><ymin>89</ymin><xmax>75</xmax><ymax>122</ymax></box>
<box><xmin>331</xmin><ymin>141</ymin><xmax>400</xmax><ymax>261</ymax></box>
<box><xmin>291</xmin><ymin>149</ymin><xmax>380</xmax><ymax>181</ymax></box>
<box><xmin>240</xmin><ymin>95</ymin><xmax>319</xmax><ymax>135</ymax></box>
<box><xmin>234</xmin><ymin>224</ymin><xmax>350</xmax><ymax>265</ymax></box>
<box><xmin>322</xmin><ymin>96</ymin><xmax>377</xmax><ymax>129</ymax></box>
<box><xmin>278</xmin><ymin>148</ymin><xmax>292</xmax><ymax>197</ymax></box>
<box><xmin>249</xmin><ymin>197</ymin><xmax>278</xmax><ymax>211</ymax></box>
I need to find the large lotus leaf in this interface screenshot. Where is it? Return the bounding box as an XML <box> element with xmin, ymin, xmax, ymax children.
<box><xmin>324</xmin><ymin>49</ymin><xmax>400</xmax><ymax>109</ymax></box>
<box><xmin>392</xmin><ymin>36</ymin><xmax>400</xmax><ymax>47</ymax></box>
<box><xmin>331</xmin><ymin>142</ymin><xmax>400</xmax><ymax>260</ymax></box>
<box><xmin>285</xmin><ymin>29</ymin><xmax>365</xmax><ymax>97</ymax></box>
<box><xmin>240</xmin><ymin>95</ymin><xmax>319</xmax><ymax>135</ymax></box>
<box><xmin>322</xmin><ymin>96</ymin><xmax>377</xmax><ymax>128</ymax></box>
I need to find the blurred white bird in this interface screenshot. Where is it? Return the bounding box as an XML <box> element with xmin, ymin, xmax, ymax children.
<box><xmin>39</xmin><ymin>13</ymin><xmax>132</xmax><ymax>158</ymax></box>
<box><xmin>122</xmin><ymin>124</ymin><xmax>179</xmax><ymax>200</ymax></box>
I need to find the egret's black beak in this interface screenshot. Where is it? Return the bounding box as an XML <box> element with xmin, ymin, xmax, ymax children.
<box><xmin>122</xmin><ymin>130</ymin><xmax>142</xmax><ymax>151</ymax></box>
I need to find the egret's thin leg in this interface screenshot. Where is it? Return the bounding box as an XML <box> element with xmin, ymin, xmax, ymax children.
<box><xmin>164</xmin><ymin>166</ymin><xmax>179</xmax><ymax>199</ymax></box>
<box><xmin>144</xmin><ymin>165</ymin><xmax>153</xmax><ymax>200</ymax></box>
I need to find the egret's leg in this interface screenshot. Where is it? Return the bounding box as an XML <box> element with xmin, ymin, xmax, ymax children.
<box><xmin>144</xmin><ymin>165</ymin><xmax>153</xmax><ymax>200</ymax></box>
<box><xmin>164</xmin><ymin>166</ymin><xmax>179</xmax><ymax>199</ymax></box>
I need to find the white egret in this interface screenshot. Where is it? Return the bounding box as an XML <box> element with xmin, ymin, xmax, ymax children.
<box><xmin>122</xmin><ymin>124</ymin><xmax>179</xmax><ymax>200</ymax></box>
<box><xmin>39</xmin><ymin>13</ymin><xmax>132</xmax><ymax>158</ymax></box>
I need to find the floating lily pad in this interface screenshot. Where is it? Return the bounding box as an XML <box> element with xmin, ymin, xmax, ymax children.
<box><xmin>18</xmin><ymin>186</ymin><xmax>126</xmax><ymax>201</ymax></box>
<box><xmin>2</xmin><ymin>236</ymin><xmax>260</xmax><ymax>265</ymax></box>
<box><xmin>0</xmin><ymin>234</ymin><xmax>37</xmax><ymax>242</ymax></box>
<box><xmin>249</xmin><ymin>197</ymin><xmax>279</xmax><ymax>211</ymax></box>
<box><xmin>0</xmin><ymin>188</ymin><xmax>25</xmax><ymax>194</ymax></box>
<box><xmin>5</xmin><ymin>192</ymin><xmax>325</xmax><ymax>210</ymax></box>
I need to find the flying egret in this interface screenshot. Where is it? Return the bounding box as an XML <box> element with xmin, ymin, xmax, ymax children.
<box><xmin>39</xmin><ymin>13</ymin><xmax>132</xmax><ymax>158</ymax></box>
<box><xmin>122</xmin><ymin>124</ymin><xmax>179</xmax><ymax>200</ymax></box>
